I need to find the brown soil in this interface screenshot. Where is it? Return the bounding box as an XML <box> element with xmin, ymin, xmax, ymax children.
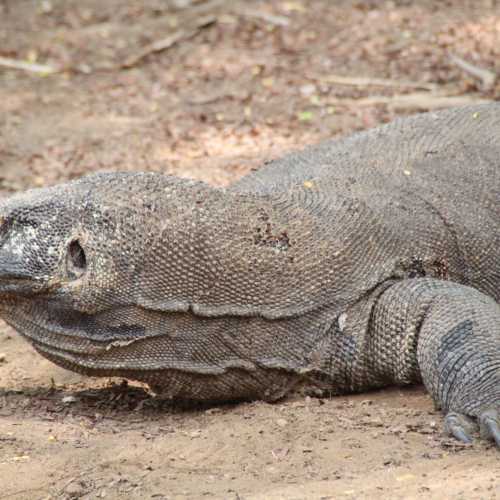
<box><xmin>0</xmin><ymin>1</ymin><xmax>499</xmax><ymax>499</ymax></box>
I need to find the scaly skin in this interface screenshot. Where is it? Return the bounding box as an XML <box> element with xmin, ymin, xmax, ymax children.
<box><xmin>0</xmin><ymin>104</ymin><xmax>498</xmax><ymax>447</ymax></box>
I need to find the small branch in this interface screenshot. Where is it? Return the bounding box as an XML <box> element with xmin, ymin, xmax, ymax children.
<box><xmin>121</xmin><ymin>15</ymin><xmax>216</xmax><ymax>69</ymax></box>
<box><xmin>449</xmin><ymin>53</ymin><xmax>497</xmax><ymax>91</ymax></box>
<box><xmin>237</xmin><ymin>9</ymin><xmax>290</xmax><ymax>27</ymax></box>
<box><xmin>315</xmin><ymin>74</ymin><xmax>437</xmax><ymax>91</ymax></box>
<box><xmin>326</xmin><ymin>92</ymin><xmax>489</xmax><ymax>111</ymax></box>
<box><xmin>0</xmin><ymin>56</ymin><xmax>59</xmax><ymax>74</ymax></box>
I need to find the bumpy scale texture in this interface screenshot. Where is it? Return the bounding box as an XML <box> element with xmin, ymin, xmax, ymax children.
<box><xmin>0</xmin><ymin>104</ymin><xmax>498</xmax><ymax>445</ymax></box>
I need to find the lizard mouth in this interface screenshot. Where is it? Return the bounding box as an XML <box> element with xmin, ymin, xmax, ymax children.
<box><xmin>10</xmin><ymin>312</ymin><xmax>249</xmax><ymax>379</ymax></box>
<box><xmin>6</xmin><ymin>312</ymin><xmax>165</xmax><ymax>375</ymax></box>
<box><xmin>0</xmin><ymin>275</ymin><xmax>49</xmax><ymax>296</ymax></box>
<box><xmin>2</xmin><ymin>301</ymin><xmax>252</xmax><ymax>377</ymax></box>
<box><xmin>3</xmin><ymin>302</ymin><xmax>151</xmax><ymax>355</ymax></box>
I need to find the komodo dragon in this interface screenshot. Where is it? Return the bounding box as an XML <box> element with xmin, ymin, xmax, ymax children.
<box><xmin>0</xmin><ymin>104</ymin><xmax>498</xmax><ymax>447</ymax></box>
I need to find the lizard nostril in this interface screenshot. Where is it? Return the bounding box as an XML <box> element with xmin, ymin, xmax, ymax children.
<box><xmin>67</xmin><ymin>239</ymin><xmax>87</xmax><ymax>278</ymax></box>
<box><xmin>0</xmin><ymin>216</ymin><xmax>10</xmax><ymax>245</ymax></box>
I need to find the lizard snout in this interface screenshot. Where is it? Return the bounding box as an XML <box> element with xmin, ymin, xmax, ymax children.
<box><xmin>0</xmin><ymin>250</ymin><xmax>47</xmax><ymax>295</ymax></box>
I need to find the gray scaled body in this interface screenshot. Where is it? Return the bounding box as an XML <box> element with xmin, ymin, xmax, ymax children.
<box><xmin>0</xmin><ymin>104</ymin><xmax>498</xmax><ymax>447</ymax></box>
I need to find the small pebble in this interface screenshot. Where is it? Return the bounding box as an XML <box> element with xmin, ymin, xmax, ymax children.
<box><xmin>300</xmin><ymin>84</ymin><xmax>316</xmax><ymax>96</ymax></box>
<box><xmin>65</xmin><ymin>481</ymin><xmax>86</xmax><ymax>498</ymax></box>
<box><xmin>276</xmin><ymin>418</ymin><xmax>288</xmax><ymax>427</ymax></box>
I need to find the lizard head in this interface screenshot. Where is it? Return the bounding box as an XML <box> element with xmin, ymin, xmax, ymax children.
<box><xmin>0</xmin><ymin>173</ymin><xmax>192</xmax><ymax>374</ymax></box>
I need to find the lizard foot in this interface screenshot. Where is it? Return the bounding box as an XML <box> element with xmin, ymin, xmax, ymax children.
<box><xmin>445</xmin><ymin>409</ymin><xmax>500</xmax><ymax>448</ymax></box>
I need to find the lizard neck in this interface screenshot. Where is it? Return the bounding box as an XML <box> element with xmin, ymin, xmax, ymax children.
<box><xmin>135</xmin><ymin>180</ymin><xmax>398</xmax><ymax>320</ymax></box>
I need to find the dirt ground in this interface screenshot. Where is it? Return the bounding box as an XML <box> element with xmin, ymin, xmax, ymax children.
<box><xmin>0</xmin><ymin>1</ymin><xmax>499</xmax><ymax>499</ymax></box>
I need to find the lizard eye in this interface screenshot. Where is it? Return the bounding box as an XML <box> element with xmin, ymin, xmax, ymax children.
<box><xmin>67</xmin><ymin>239</ymin><xmax>87</xmax><ymax>279</ymax></box>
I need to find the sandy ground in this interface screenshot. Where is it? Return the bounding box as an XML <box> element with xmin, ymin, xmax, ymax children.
<box><xmin>0</xmin><ymin>1</ymin><xmax>499</xmax><ymax>498</ymax></box>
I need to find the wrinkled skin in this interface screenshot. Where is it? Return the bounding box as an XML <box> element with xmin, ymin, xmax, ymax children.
<box><xmin>0</xmin><ymin>104</ymin><xmax>499</xmax><ymax>448</ymax></box>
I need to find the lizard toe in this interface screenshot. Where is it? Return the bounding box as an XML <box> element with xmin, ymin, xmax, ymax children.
<box><xmin>479</xmin><ymin>409</ymin><xmax>500</xmax><ymax>449</ymax></box>
<box><xmin>444</xmin><ymin>412</ymin><xmax>475</xmax><ymax>444</ymax></box>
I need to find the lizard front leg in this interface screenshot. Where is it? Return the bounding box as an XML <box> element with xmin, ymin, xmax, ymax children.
<box><xmin>369</xmin><ymin>278</ymin><xmax>500</xmax><ymax>448</ymax></box>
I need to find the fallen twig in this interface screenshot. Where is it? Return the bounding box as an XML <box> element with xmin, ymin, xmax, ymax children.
<box><xmin>121</xmin><ymin>15</ymin><xmax>216</xmax><ymax>69</ymax></box>
<box><xmin>315</xmin><ymin>74</ymin><xmax>437</xmax><ymax>91</ymax></box>
<box><xmin>449</xmin><ymin>53</ymin><xmax>497</xmax><ymax>91</ymax></box>
<box><xmin>326</xmin><ymin>92</ymin><xmax>489</xmax><ymax>111</ymax></box>
<box><xmin>237</xmin><ymin>9</ymin><xmax>289</xmax><ymax>26</ymax></box>
<box><xmin>0</xmin><ymin>56</ymin><xmax>59</xmax><ymax>74</ymax></box>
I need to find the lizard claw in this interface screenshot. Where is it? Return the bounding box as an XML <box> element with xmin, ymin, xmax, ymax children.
<box><xmin>479</xmin><ymin>410</ymin><xmax>500</xmax><ymax>448</ymax></box>
<box><xmin>444</xmin><ymin>412</ymin><xmax>474</xmax><ymax>444</ymax></box>
<box><xmin>445</xmin><ymin>410</ymin><xmax>500</xmax><ymax>448</ymax></box>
